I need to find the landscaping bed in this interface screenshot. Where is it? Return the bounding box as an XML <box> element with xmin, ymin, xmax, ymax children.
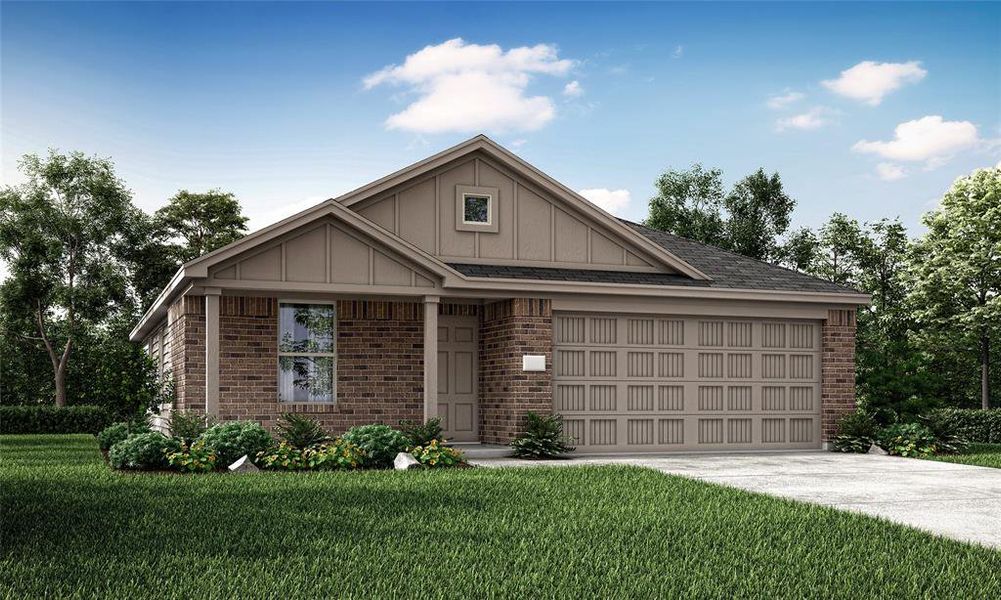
<box><xmin>3</xmin><ymin>434</ymin><xmax>1000</xmax><ymax>598</ymax></box>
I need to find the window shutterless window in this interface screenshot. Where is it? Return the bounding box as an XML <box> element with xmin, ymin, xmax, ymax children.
<box><xmin>462</xmin><ymin>194</ymin><xmax>491</xmax><ymax>224</ymax></box>
<box><xmin>278</xmin><ymin>303</ymin><xmax>336</xmax><ymax>403</ymax></box>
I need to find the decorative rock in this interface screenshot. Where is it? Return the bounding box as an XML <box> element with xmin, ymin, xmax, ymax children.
<box><xmin>228</xmin><ymin>455</ymin><xmax>259</xmax><ymax>473</ymax></box>
<box><xmin>868</xmin><ymin>444</ymin><xmax>888</xmax><ymax>455</ymax></box>
<box><xmin>394</xmin><ymin>452</ymin><xmax>422</xmax><ymax>470</ymax></box>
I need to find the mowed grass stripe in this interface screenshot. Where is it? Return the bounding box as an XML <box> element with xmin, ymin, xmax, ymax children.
<box><xmin>2</xmin><ymin>435</ymin><xmax>999</xmax><ymax>599</ymax></box>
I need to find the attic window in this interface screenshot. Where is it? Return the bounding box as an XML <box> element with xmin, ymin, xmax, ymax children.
<box><xmin>463</xmin><ymin>194</ymin><xmax>491</xmax><ymax>224</ymax></box>
<box><xmin>455</xmin><ymin>184</ymin><xmax>499</xmax><ymax>232</ymax></box>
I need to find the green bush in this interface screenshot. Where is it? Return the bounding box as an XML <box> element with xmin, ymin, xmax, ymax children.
<box><xmin>832</xmin><ymin>409</ymin><xmax>879</xmax><ymax>453</ymax></box>
<box><xmin>510</xmin><ymin>412</ymin><xmax>575</xmax><ymax>459</ymax></box>
<box><xmin>257</xmin><ymin>439</ymin><xmax>366</xmax><ymax>471</ymax></box>
<box><xmin>168</xmin><ymin>410</ymin><xmax>214</xmax><ymax>445</ymax></box>
<box><xmin>398</xmin><ymin>417</ymin><xmax>443</xmax><ymax>447</ymax></box>
<box><xmin>275</xmin><ymin>413</ymin><xmax>329</xmax><ymax>449</ymax></box>
<box><xmin>165</xmin><ymin>439</ymin><xmax>217</xmax><ymax>473</ymax></box>
<box><xmin>341</xmin><ymin>424</ymin><xmax>410</xmax><ymax>469</ymax></box>
<box><xmin>924</xmin><ymin>408</ymin><xmax>1000</xmax><ymax>444</ymax></box>
<box><xmin>0</xmin><ymin>405</ymin><xmax>112</xmax><ymax>434</ymax></box>
<box><xmin>877</xmin><ymin>423</ymin><xmax>938</xmax><ymax>457</ymax></box>
<box><xmin>410</xmin><ymin>439</ymin><xmax>466</xmax><ymax>468</ymax></box>
<box><xmin>97</xmin><ymin>421</ymin><xmax>151</xmax><ymax>452</ymax></box>
<box><xmin>109</xmin><ymin>432</ymin><xmax>182</xmax><ymax>470</ymax></box>
<box><xmin>199</xmin><ymin>421</ymin><xmax>273</xmax><ymax>467</ymax></box>
<box><xmin>918</xmin><ymin>411</ymin><xmax>970</xmax><ymax>454</ymax></box>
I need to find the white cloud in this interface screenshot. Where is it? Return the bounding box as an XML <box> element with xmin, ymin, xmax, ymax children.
<box><xmin>508</xmin><ymin>138</ymin><xmax>527</xmax><ymax>149</ymax></box>
<box><xmin>875</xmin><ymin>163</ymin><xmax>906</xmax><ymax>181</ymax></box>
<box><xmin>363</xmin><ymin>38</ymin><xmax>576</xmax><ymax>134</ymax></box>
<box><xmin>822</xmin><ymin>60</ymin><xmax>927</xmax><ymax>105</ymax></box>
<box><xmin>563</xmin><ymin>80</ymin><xmax>584</xmax><ymax>98</ymax></box>
<box><xmin>672</xmin><ymin>45</ymin><xmax>684</xmax><ymax>59</ymax></box>
<box><xmin>767</xmin><ymin>90</ymin><xmax>805</xmax><ymax>110</ymax></box>
<box><xmin>578</xmin><ymin>188</ymin><xmax>631</xmax><ymax>215</ymax></box>
<box><xmin>852</xmin><ymin>116</ymin><xmax>980</xmax><ymax>166</ymax></box>
<box><xmin>775</xmin><ymin>107</ymin><xmax>833</xmax><ymax>131</ymax></box>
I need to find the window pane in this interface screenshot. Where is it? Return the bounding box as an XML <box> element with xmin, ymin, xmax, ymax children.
<box><xmin>279</xmin><ymin>355</ymin><xmax>334</xmax><ymax>403</ymax></box>
<box><xmin>279</xmin><ymin>304</ymin><xmax>334</xmax><ymax>353</ymax></box>
<box><xmin>463</xmin><ymin>195</ymin><xmax>490</xmax><ymax>223</ymax></box>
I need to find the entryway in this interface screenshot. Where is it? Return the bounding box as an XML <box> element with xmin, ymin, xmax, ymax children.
<box><xmin>437</xmin><ymin>315</ymin><xmax>479</xmax><ymax>442</ymax></box>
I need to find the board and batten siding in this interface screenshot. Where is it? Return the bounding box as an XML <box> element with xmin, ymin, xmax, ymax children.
<box><xmin>352</xmin><ymin>152</ymin><xmax>662</xmax><ymax>272</ymax></box>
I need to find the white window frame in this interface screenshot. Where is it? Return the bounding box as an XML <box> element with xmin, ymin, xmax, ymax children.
<box><xmin>455</xmin><ymin>184</ymin><xmax>500</xmax><ymax>233</ymax></box>
<box><xmin>277</xmin><ymin>300</ymin><xmax>337</xmax><ymax>404</ymax></box>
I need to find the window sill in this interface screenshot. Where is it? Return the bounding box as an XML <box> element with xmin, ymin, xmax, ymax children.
<box><xmin>279</xmin><ymin>402</ymin><xmax>340</xmax><ymax>413</ymax></box>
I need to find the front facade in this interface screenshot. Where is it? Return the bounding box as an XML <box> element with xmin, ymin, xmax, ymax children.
<box><xmin>133</xmin><ymin>136</ymin><xmax>867</xmax><ymax>452</ymax></box>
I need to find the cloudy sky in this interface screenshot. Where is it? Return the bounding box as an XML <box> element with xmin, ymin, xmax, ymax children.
<box><xmin>3</xmin><ymin>2</ymin><xmax>998</xmax><ymax>237</ymax></box>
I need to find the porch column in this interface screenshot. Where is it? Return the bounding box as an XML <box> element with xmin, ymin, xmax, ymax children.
<box><xmin>204</xmin><ymin>288</ymin><xmax>221</xmax><ymax>417</ymax></box>
<box><xmin>423</xmin><ymin>295</ymin><xmax>440</xmax><ymax>422</ymax></box>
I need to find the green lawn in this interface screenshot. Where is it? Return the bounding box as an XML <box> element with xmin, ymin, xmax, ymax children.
<box><xmin>925</xmin><ymin>443</ymin><xmax>1001</xmax><ymax>469</ymax></box>
<box><xmin>2</xmin><ymin>435</ymin><xmax>999</xmax><ymax>598</ymax></box>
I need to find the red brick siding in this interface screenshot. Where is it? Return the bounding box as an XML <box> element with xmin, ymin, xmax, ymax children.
<box><xmin>166</xmin><ymin>295</ymin><xmax>205</xmax><ymax>412</ymax></box>
<box><xmin>479</xmin><ymin>298</ymin><xmax>554</xmax><ymax>444</ymax></box>
<box><xmin>822</xmin><ymin>308</ymin><xmax>857</xmax><ymax>441</ymax></box>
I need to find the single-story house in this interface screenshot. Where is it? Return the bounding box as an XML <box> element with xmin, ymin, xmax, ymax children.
<box><xmin>132</xmin><ymin>135</ymin><xmax>868</xmax><ymax>452</ymax></box>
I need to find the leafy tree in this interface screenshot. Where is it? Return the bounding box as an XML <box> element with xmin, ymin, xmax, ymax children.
<box><xmin>724</xmin><ymin>168</ymin><xmax>796</xmax><ymax>262</ymax></box>
<box><xmin>0</xmin><ymin>152</ymin><xmax>142</xmax><ymax>406</ymax></box>
<box><xmin>809</xmin><ymin>213</ymin><xmax>864</xmax><ymax>287</ymax></box>
<box><xmin>646</xmin><ymin>164</ymin><xmax>727</xmax><ymax>248</ymax></box>
<box><xmin>777</xmin><ymin>226</ymin><xmax>818</xmax><ymax>272</ymax></box>
<box><xmin>909</xmin><ymin>168</ymin><xmax>1000</xmax><ymax>409</ymax></box>
<box><xmin>155</xmin><ymin>190</ymin><xmax>248</xmax><ymax>263</ymax></box>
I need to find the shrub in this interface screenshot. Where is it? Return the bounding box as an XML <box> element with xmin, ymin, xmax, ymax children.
<box><xmin>398</xmin><ymin>417</ymin><xmax>443</xmax><ymax>447</ymax></box>
<box><xmin>510</xmin><ymin>412</ymin><xmax>575</xmax><ymax>459</ymax></box>
<box><xmin>341</xmin><ymin>424</ymin><xmax>410</xmax><ymax>469</ymax></box>
<box><xmin>166</xmin><ymin>439</ymin><xmax>217</xmax><ymax>473</ymax></box>
<box><xmin>200</xmin><ymin>421</ymin><xmax>273</xmax><ymax>467</ymax></box>
<box><xmin>257</xmin><ymin>439</ymin><xmax>366</xmax><ymax>471</ymax></box>
<box><xmin>410</xmin><ymin>439</ymin><xmax>466</xmax><ymax>468</ymax></box>
<box><xmin>877</xmin><ymin>423</ymin><xmax>938</xmax><ymax>457</ymax></box>
<box><xmin>924</xmin><ymin>408</ymin><xmax>1001</xmax><ymax>444</ymax></box>
<box><xmin>832</xmin><ymin>409</ymin><xmax>879</xmax><ymax>453</ymax></box>
<box><xmin>109</xmin><ymin>432</ymin><xmax>182</xmax><ymax>470</ymax></box>
<box><xmin>918</xmin><ymin>412</ymin><xmax>970</xmax><ymax>455</ymax></box>
<box><xmin>0</xmin><ymin>405</ymin><xmax>111</xmax><ymax>434</ymax></box>
<box><xmin>168</xmin><ymin>410</ymin><xmax>214</xmax><ymax>445</ymax></box>
<box><xmin>97</xmin><ymin>421</ymin><xmax>151</xmax><ymax>452</ymax></box>
<box><xmin>276</xmin><ymin>413</ymin><xmax>329</xmax><ymax>449</ymax></box>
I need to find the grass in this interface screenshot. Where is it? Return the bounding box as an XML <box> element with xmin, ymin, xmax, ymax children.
<box><xmin>2</xmin><ymin>435</ymin><xmax>1000</xmax><ymax>599</ymax></box>
<box><xmin>924</xmin><ymin>443</ymin><xmax>1001</xmax><ymax>469</ymax></box>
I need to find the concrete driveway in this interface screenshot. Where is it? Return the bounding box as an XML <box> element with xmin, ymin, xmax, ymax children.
<box><xmin>470</xmin><ymin>452</ymin><xmax>1001</xmax><ymax>548</ymax></box>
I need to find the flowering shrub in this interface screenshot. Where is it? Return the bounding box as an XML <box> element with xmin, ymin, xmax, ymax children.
<box><xmin>257</xmin><ymin>439</ymin><xmax>366</xmax><ymax>471</ymax></box>
<box><xmin>166</xmin><ymin>439</ymin><xmax>217</xmax><ymax>473</ymax></box>
<box><xmin>877</xmin><ymin>423</ymin><xmax>938</xmax><ymax>457</ymax></box>
<box><xmin>410</xmin><ymin>439</ymin><xmax>465</xmax><ymax>468</ymax></box>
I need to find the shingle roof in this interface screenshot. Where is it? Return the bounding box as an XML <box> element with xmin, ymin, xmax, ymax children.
<box><xmin>449</xmin><ymin>221</ymin><xmax>861</xmax><ymax>295</ymax></box>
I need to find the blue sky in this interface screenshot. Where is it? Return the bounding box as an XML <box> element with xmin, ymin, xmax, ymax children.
<box><xmin>3</xmin><ymin>2</ymin><xmax>999</xmax><ymax>237</ymax></box>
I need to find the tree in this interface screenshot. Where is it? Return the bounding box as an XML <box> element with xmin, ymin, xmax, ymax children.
<box><xmin>809</xmin><ymin>213</ymin><xmax>864</xmax><ymax>288</ymax></box>
<box><xmin>909</xmin><ymin>168</ymin><xmax>1000</xmax><ymax>409</ymax></box>
<box><xmin>646</xmin><ymin>164</ymin><xmax>727</xmax><ymax>248</ymax></box>
<box><xmin>0</xmin><ymin>152</ymin><xmax>141</xmax><ymax>406</ymax></box>
<box><xmin>724</xmin><ymin>168</ymin><xmax>796</xmax><ymax>262</ymax></box>
<box><xmin>155</xmin><ymin>190</ymin><xmax>248</xmax><ymax>263</ymax></box>
<box><xmin>777</xmin><ymin>226</ymin><xmax>818</xmax><ymax>272</ymax></box>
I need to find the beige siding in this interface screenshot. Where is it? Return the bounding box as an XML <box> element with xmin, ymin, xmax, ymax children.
<box><xmin>351</xmin><ymin>151</ymin><xmax>665</xmax><ymax>272</ymax></box>
<box><xmin>554</xmin><ymin>312</ymin><xmax>822</xmax><ymax>453</ymax></box>
<box><xmin>208</xmin><ymin>221</ymin><xmax>437</xmax><ymax>289</ymax></box>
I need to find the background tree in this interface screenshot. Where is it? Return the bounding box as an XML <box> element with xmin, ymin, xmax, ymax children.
<box><xmin>909</xmin><ymin>168</ymin><xmax>1000</xmax><ymax>409</ymax></box>
<box><xmin>155</xmin><ymin>189</ymin><xmax>248</xmax><ymax>264</ymax></box>
<box><xmin>645</xmin><ymin>164</ymin><xmax>727</xmax><ymax>248</ymax></box>
<box><xmin>0</xmin><ymin>151</ymin><xmax>141</xmax><ymax>406</ymax></box>
<box><xmin>724</xmin><ymin>168</ymin><xmax>795</xmax><ymax>262</ymax></box>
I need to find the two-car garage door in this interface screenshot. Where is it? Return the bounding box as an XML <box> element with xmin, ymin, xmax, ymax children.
<box><xmin>553</xmin><ymin>313</ymin><xmax>822</xmax><ymax>452</ymax></box>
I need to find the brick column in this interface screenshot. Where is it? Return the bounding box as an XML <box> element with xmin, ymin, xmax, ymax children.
<box><xmin>479</xmin><ymin>298</ymin><xmax>553</xmax><ymax>444</ymax></box>
<box><xmin>821</xmin><ymin>308</ymin><xmax>857</xmax><ymax>442</ymax></box>
<box><xmin>168</xmin><ymin>295</ymin><xmax>205</xmax><ymax>412</ymax></box>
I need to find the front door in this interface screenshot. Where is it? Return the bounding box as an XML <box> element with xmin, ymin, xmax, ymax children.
<box><xmin>437</xmin><ymin>315</ymin><xmax>478</xmax><ymax>442</ymax></box>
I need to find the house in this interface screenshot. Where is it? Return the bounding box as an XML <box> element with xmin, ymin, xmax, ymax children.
<box><xmin>131</xmin><ymin>135</ymin><xmax>868</xmax><ymax>452</ymax></box>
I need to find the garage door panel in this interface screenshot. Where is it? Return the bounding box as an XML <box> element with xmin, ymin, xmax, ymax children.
<box><xmin>555</xmin><ymin>312</ymin><xmax>822</xmax><ymax>453</ymax></box>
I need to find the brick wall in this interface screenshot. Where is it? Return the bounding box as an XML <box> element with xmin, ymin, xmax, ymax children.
<box><xmin>479</xmin><ymin>298</ymin><xmax>553</xmax><ymax>444</ymax></box>
<box><xmin>166</xmin><ymin>295</ymin><xmax>205</xmax><ymax>412</ymax></box>
<box><xmin>821</xmin><ymin>308</ymin><xmax>857</xmax><ymax>442</ymax></box>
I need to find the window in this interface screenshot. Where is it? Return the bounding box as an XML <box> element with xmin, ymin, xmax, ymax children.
<box><xmin>463</xmin><ymin>194</ymin><xmax>491</xmax><ymax>224</ymax></box>
<box><xmin>278</xmin><ymin>303</ymin><xmax>335</xmax><ymax>403</ymax></box>
<box><xmin>455</xmin><ymin>184</ymin><xmax>500</xmax><ymax>232</ymax></box>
